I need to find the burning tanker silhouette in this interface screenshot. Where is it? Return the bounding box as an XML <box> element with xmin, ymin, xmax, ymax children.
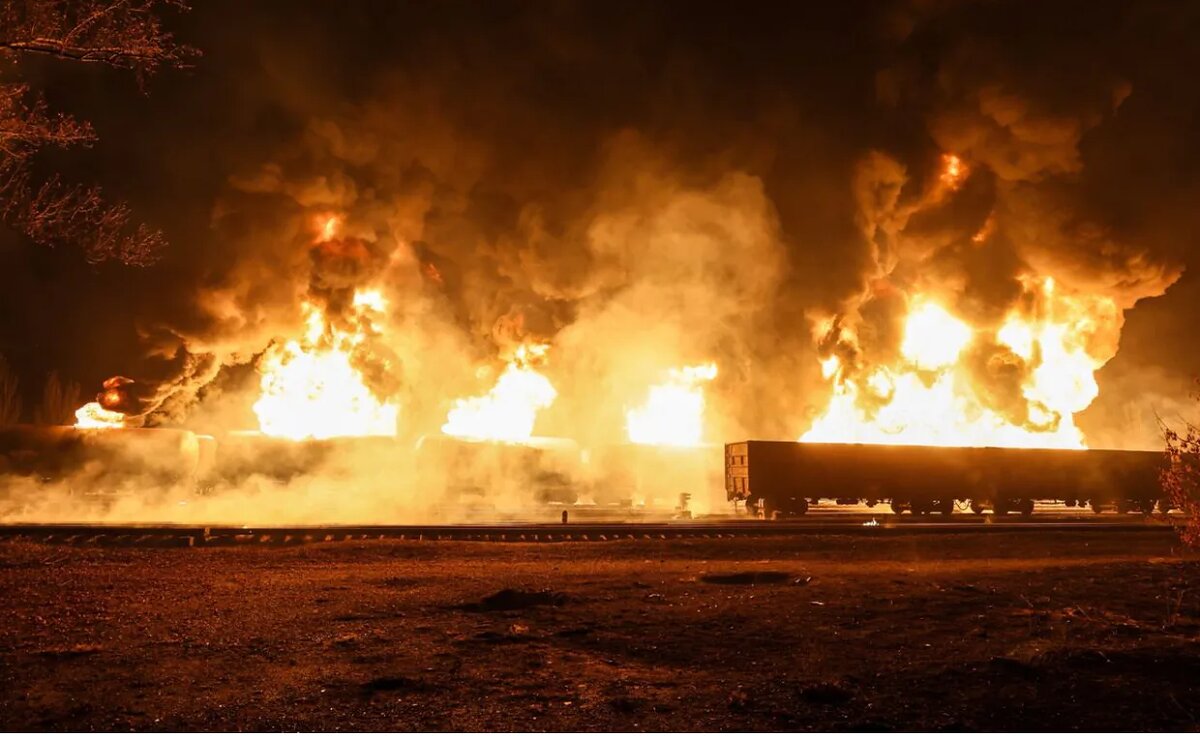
<box><xmin>1</xmin><ymin>147</ymin><xmax>1184</xmax><ymax>523</ymax></box>
<box><xmin>69</xmin><ymin>157</ymin><xmax>1150</xmax><ymax>451</ymax></box>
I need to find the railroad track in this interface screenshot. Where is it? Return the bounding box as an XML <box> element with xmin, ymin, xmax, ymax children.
<box><xmin>0</xmin><ymin>517</ymin><xmax>1181</xmax><ymax>547</ymax></box>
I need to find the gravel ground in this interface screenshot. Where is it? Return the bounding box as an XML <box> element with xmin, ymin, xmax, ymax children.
<box><xmin>1</xmin><ymin>531</ymin><xmax>1198</xmax><ymax>730</ymax></box>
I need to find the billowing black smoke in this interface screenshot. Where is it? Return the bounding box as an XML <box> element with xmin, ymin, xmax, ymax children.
<box><xmin>1</xmin><ymin>0</ymin><xmax>1198</xmax><ymax>447</ymax></box>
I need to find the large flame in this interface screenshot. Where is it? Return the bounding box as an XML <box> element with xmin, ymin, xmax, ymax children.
<box><xmin>938</xmin><ymin>153</ymin><xmax>968</xmax><ymax>190</ymax></box>
<box><xmin>626</xmin><ymin>363</ymin><xmax>718</xmax><ymax>447</ymax></box>
<box><xmin>74</xmin><ymin>376</ymin><xmax>134</xmax><ymax>429</ymax></box>
<box><xmin>253</xmin><ymin>288</ymin><xmax>399</xmax><ymax>440</ymax></box>
<box><xmin>803</xmin><ymin>277</ymin><xmax>1116</xmax><ymax>449</ymax></box>
<box><xmin>74</xmin><ymin>402</ymin><xmax>126</xmax><ymax>429</ymax></box>
<box><xmin>442</xmin><ymin>343</ymin><xmax>557</xmax><ymax>442</ymax></box>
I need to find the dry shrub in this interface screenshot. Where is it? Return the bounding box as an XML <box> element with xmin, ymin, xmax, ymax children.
<box><xmin>1163</xmin><ymin>383</ymin><xmax>1200</xmax><ymax>547</ymax></box>
<box><xmin>34</xmin><ymin>371</ymin><xmax>81</xmax><ymax>425</ymax></box>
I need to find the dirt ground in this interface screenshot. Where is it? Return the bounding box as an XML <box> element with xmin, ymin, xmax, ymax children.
<box><xmin>1</xmin><ymin>531</ymin><xmax>1199</xmax><ymax>731</ymax></box>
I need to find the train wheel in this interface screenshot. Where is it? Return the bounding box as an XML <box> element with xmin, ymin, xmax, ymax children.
<box><xmin>993</xmin><ymin>499</ymin><xmax>1010</xmax><ymax>516</ymax></box>
<box><xmin>969</xmin><ymin>500</ymin><xmax>986</xmax><ymax>514</ymax></box>
<box><xmin>793</xmin><ymin>497</ymin><xmax>810</xmax><ymax>516</ymax></box>
<box><xmin>1115</xmin><ymin>500</ymin><xmax>1132</xmax><ymax>515</ymax></box>
<box><xmin>1159</xmin><ymin>499</ymin><xmax>1174</xmax><ymax>515</ymax></box>
<box><xmin>937</xmin><ymin>498</ymin><xmax>955</xmax><ymax>515</ymax></box>
<box><xmin>1137</xmin><ymin>499</ymin><xmax>1156</xmax><ymax>515</ymax></box>
<box><xmin>1019</xmin><ymin>498</ymin><xmax>1034</xmax><ymax>516</ymax></box>
<box><xmin>889</xmin><ymin>500</ymin><xmax>908</xmax><ymax>515</ymax></box>
<box><xmin>1090</xmin><ymin>500</ymin><xmax>1106</xmax><ymax>514</ymax></box>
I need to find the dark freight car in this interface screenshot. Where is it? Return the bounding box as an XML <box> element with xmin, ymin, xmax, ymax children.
<box><xmin>725</xmin><ymin>440</ymin><xmax>1166</xmax><ymax>517</ymax></box>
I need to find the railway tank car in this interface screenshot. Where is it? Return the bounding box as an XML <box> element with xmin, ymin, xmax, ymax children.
<box><xmin>725</xmin><ymin>440</ymin><xmax>1167</xmax><ymax>517</ymax></box>
<box><xmin>210</xmin><ymin>430</ymin><xmax>401</xmax><ymax>485</ymax></box>
<box><xmin>0</xmin><ymin>424</ymin><xmax>213</xmax><ymax>493</ymax></box>
<box><xmin>414</xmin><ymin>434</ymin><xmax>583</xmax><ymax>508</ymax></box>
<box><xmin>586</xmin><ymin>443</ymin><xmax>719</xmax><ymax>510</ymax></box>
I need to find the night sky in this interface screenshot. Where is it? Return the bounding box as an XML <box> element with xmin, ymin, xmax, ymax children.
<box><xmin>2</xmin><ymin>0</ymin><xmax>1199</xmax><ymax>446</ymax></box>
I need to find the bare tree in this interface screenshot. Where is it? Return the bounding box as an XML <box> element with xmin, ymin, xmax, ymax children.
<box><xmin>0</xmin><ymin>354</ymin><xmax>21</xmax><ymax>424</ymax></box>
<box><xmin>1163</xmin><ymin>386</ymin><xmax>1200</xmax><ymax>547</ymax></box>
<box><xmin>0</xmin><ymin>0</ymin><xmax>196</xmax><ymax>265</ymax></box>
<box><xmin>33</xmin><ymin>370</ymin><xmax>80</xmax><ymax>425</ymax></box>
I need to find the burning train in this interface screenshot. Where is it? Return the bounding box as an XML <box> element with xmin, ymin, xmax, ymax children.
<box><xmin>0</xmin><ymin>152</ymin><xmax>1182</xmax><ymax>521</ymax></box>
<box><xmin>0</xmin><ymin>337</ymin><xmax>1171</xmax><ymax>519</ymax></box>
<box><xmin>0</xmin><ymin>268</ymin><xmax>1177</xmax><ymax>520</ymax></box>
<box><xmin>0</xmin><ymin>417</ymin><xmax>1169</xmax><ymax>518</ymax></box>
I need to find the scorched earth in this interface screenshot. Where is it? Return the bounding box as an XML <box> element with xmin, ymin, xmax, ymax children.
<box><xmin>0</xmin><ymin>531</ymin><xmax>1198</xmax><ymax>731</ymax></box>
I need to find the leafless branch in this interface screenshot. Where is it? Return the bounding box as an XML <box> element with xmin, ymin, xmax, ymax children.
<box><xmin>0</xmin><ymin>0</ymin><xmax>194</xmax><ymax>265</ymax></box>
<box><xmin>0</xmin><ymin>0</ymin><xmax>198</xmax><ymax>76</ymax></box>
<box><xmin>0</xmin><ymin>164</ymin><xmax>165</xmax><ymax>264</ymax></box>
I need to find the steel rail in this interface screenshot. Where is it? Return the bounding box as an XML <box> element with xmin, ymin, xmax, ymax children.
<box><xmin>0</xmin><ymin>517</ymin><xmax>1180</xmax><ymax>547</ymax></box>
